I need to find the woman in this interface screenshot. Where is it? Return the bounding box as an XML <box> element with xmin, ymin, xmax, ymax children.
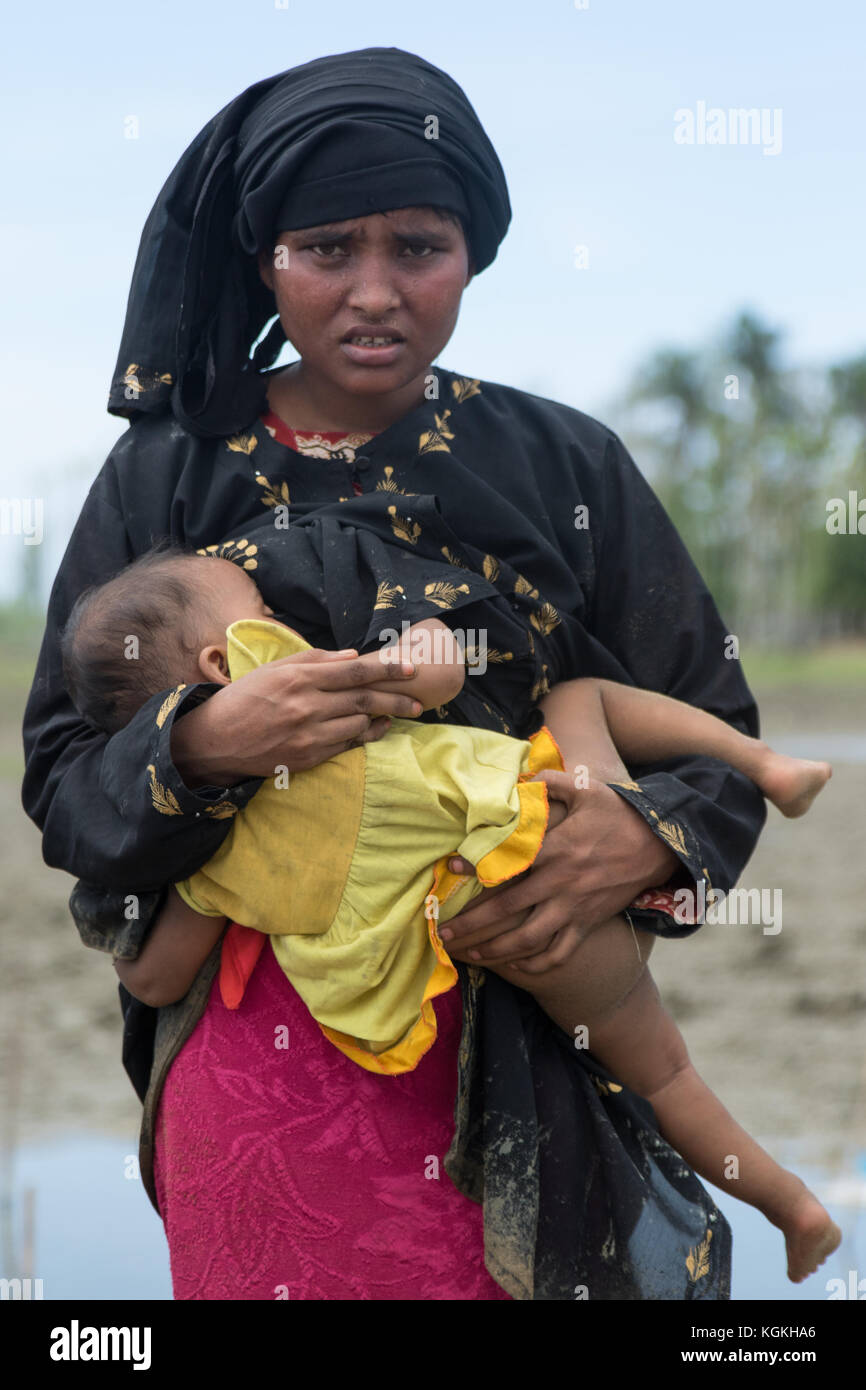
<box><xmin>21</xmin><ymin>47</ymin><xmax>766</xmax><ymax>1300</ymax></box>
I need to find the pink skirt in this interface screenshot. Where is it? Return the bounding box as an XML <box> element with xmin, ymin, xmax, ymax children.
<box><xmin>153</xmin><ymin>937</ymin><xmax>511</xmax><ymax>1300</ymax></box>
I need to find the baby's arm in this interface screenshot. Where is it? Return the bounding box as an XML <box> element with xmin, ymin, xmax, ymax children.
<box><xmin>368</xmin><ymin>618</ymin><xmax>465</xmax><ymax>711</ymax></box>
<box><xmin>114</xmin><ymin>886</ymin><xmax>226</xmax><ymax>1008</ymax></box>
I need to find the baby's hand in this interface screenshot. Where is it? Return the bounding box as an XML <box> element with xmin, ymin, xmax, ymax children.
<box><xmin>374</xmin><ymin>618</ymin><xmax>465</xmax><ymax>712</ymax></box>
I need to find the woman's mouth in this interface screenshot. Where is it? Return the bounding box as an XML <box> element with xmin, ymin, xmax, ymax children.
<box><xmin>340</xmin><ymin>332</ymin><xmax>406</xmax><ymax>366</ymax></box>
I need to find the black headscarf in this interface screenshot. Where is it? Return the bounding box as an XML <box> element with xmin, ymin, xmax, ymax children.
<box><xmin>108</xmin><ymin>47</ymin><xmax>511</xmax><ymax>438</ymax></box>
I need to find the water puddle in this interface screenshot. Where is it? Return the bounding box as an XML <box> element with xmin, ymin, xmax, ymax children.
<box><xmin>768</xmin><ymin>733</ymin><xmax>866</xmax><ymax>764</ymax></box>
<box><xmin>0</xmin><ymin>1134</ymin><xmax>171</xmax><ymax>1300</ymax></box>
<box><xmin>1</xmin><ymin>1132</ymin><xmax>864</xmax><ymax>1300</ymax></box>
<box><xmin>707</xmin><ymin>1154</ymin><xmax>866</xmax><ymax>1300</ymax></box>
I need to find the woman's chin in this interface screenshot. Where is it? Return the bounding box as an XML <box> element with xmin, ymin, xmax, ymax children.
<box><xmin>329</xmin><ymin>358</ymin><xmax>426</xmax><ymax>396</ymax></box>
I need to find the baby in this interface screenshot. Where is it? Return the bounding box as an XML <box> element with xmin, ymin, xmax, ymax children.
<box><xmin>60</xmin><ymin>543</ymin><xmax>840</xmax><ymax>1283</ymax></box>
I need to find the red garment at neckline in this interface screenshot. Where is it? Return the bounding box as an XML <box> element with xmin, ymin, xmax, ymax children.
<box><xmin>260</xmin><ymin>411</ymin><xmax>373</xmax><ymax>495</ymax></box>
<box><xmin>260</xmin><ymin>410</ymin><xmax>371</xmax><ymax>448</ymax></box>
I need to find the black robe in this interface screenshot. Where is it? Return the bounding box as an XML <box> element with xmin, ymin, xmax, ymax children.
<box><xmin>21</xmin><ymin>365</ymin><xmax>766</xmax><ymax>1299</ymax></box>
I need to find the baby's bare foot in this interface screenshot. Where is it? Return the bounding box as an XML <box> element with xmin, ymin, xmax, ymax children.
<box><xmin>760</xmin><ymin>752</ymin><xmax>832</xmax><ymax>818</ymax></box>
<box><xmin>781</xmin><ymin>1189</ymin><xmax>842</xmax><ymax>1283</ymax></box>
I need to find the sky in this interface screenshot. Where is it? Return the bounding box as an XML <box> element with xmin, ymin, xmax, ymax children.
<box><xmin>1</xmin><ymin>0</ymin><xmax>863</xmax><ymax>601</ymax></box>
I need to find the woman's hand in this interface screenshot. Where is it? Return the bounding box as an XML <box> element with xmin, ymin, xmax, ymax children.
<box><xmin>442</xmin><ymin>875</ymin><xmax>535</xmax><ymax>967</ymax></box>
<box><xmin>440</xmin><ymin>770</ymin><xmax>679</xmax><ymax>973</ymax></box>
<box><xmin>171</xmin><ymin>647</ymin><xmax>421</xmax><ymax>787</ymax></box>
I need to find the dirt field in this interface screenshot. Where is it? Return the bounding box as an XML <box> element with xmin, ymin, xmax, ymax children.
<box><xmin>2</xmin><ymin>647</ymin><xmax>865</xmax><ymax>1165</ymax></box>
<box><xmin>650</xmin><ymin>687</ymin><xmax>866</xmax><ymax>1159</ymax></box>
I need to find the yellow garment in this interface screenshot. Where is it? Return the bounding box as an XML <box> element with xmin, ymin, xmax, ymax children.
<box><xmin>174</xmin><ymin>619</ymin><xmax>563</xmax><ymax>1074</ymax></box>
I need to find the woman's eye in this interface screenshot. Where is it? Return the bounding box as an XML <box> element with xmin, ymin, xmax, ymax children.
<box><xmin>303</xmin><ymin>242</ymin><xmax>437</xmax><ymax>260</ymax></box>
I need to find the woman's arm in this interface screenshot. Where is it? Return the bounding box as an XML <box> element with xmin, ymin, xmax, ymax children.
<box><xmin>22</xmin><ymin>456</ymin><xmax>424</xmax><ymax>891</ymax></box>
<box><xmin>21</xmin><ymin>460</ymin><xmax>266</xmax><ymax>892</ymax></box>
<box><xmin>580</xmin><ymin>429</ymin><xmax>767</xmax><ymax>892</ymax></box>
<box><xmin>114</xmin><ymin>887</ymin><xmax>227</xmax><ymax>1007</ymax></box>
<box><xmin>441</xmin><ymin>428</ymin><xmax>766</xmax><ymax>971</ymax></box>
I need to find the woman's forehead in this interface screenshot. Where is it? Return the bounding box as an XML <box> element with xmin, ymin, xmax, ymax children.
<box><xmin>280</xmin><ymin>207</ymin><xmax>457</xmax><ymax>238</ymax></box>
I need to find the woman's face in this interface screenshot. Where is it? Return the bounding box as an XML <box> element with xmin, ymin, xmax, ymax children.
<box><xmin>258</xmin><ymin>206</ymin><xmax>473</xmax><ymax>400</ymax></box>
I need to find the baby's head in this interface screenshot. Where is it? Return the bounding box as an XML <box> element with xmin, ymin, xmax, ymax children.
<box><xmin>60</xmin><ymin>542</ymin><xmax>281</xmax><ymax>735</ymax></box>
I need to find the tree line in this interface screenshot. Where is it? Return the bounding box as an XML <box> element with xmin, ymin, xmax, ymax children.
<box><xmin>617</xmin><ymin>311</ymin><xmax>866</xmax><ymax>646</ymax></box>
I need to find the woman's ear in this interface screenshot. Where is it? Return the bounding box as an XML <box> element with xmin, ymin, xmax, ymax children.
<box><xmin>197</xmin><ymin>645</ymin><xmax>231</xmax><ymax>686</ymax></box>
<box><xmin>257</xmin><ymin>248</ymin><xmax>275</xmax><ymax>292</ymax></box>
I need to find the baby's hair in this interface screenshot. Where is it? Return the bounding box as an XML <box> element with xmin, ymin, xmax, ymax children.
<box><xmin>60</xmin><ymin>541</ymin><xmax>218</xmax><ymax>736</ymax></box>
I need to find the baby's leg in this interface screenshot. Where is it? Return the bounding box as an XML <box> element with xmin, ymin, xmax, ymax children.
<box><xmin>540</xmin><ymin>678</ymin><xmax>831</xmax><ymax>818</ymax></box>
<box><xmin>537</xmin><ymin>678</ymin><xmax>632</xmax><ymax>783</ymax></box>
<box><xmin>486</xmin><ymin>920</ymin><xmax>840</xmax><ymax>1283</ymax></box>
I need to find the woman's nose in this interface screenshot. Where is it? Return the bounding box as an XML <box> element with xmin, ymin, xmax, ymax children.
<box><xmin>347</xmin><ymin>262</ymin><xmax>401</xmax><ymax>316</ymax></box>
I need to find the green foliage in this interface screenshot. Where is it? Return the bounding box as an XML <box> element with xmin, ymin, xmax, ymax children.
<box><xmin>0</xmin><ymin>601</ymin><xmax>43</xmax><ymax>694</ymax></box>
<box><xmin>618</xmin><ymin>311</ymin><xmax>866</xmax><ymax>645</ymax></box>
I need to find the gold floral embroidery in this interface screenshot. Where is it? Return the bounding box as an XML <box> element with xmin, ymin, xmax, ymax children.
<box><xmin>387</xmin><ymin>506</ymin><xmax>421</xmax><ymax>545</ymax></box>
<box><xmin>610</xmin><ymin>778</ymin><xmax>643</xmax><ymax>793</ymax></box>
<box><xmin>255</xmin><ymin>473</ymin><xmax>290</xmax><ymax>510</ymax></box>
<box><xmin>481</xmin><ymin>700</ymin><xmax>510</xmax><ymax>734</ymax></box>
<box><xmin>195</xmin><ymin>538</ymin><xmax>259</xmax><ymax>570</ymax></box>
<box><xmin>374</xmin><ymin>581</ymin><xmax>405</xmax><ymax>610</ymax></box>
<box><xmin>464</xmin><ymin>642</ymin><xmax>511</xmax><ymax>670</ymax></box>
<box><xmin>424</xmin><ymin>580</ymin><xmax>471</xmax><ymax>609</ymax></box>
<box><xmin>418</xmin><ymin>409</ymin><xmax>455</xmax><ymax>455</ymax></box>
<box><xmin>147</xmin><ymin>764</ymin><xmax>182</xmax><ymax>817</ymax></box>
<box><xmin>440</xmin><ymin>545</ymin><xmax>470</xmax><ymax>570</ymax></box>
<box><xmin>531</xmin><ymin>665</ymin><xmax>551</xmax><ymax>701</ymax></box>
<box><xmin>155</xmin><ymin>684</ymin><xmax>187</xmax><ymax>730</ymax></box>
<box><xmin>204</xmin><ymin>802</ymin><xmax>238</xmax><ymax>820</ymax></box>
<box><xmin>122</xmin><ymin>363</ymin><xmax>173</xmax><ymax>395</ymax></box>
<box><xmin>648</xmin><ymin>810</ymin><xmax>688</xmax><ymax>857</ymax></box>
<box><xmin>376</xmin><ymin>465</ymin><xmax>407</xmax><ymax>494</ymax></box>
<box><xmin>482</xmin><ymin>554</ymin><xmax>501</xmax><ymax>583</ymax></box>
<box><xmin>529</xmin><ymin>601</ymin><xmax>561</xmax><ymax>635</ymax></box>
<box><xmin>466</xmin><ymin>964</ymin><xmax>487</xmax><ymax>988</ymax></box>
<box><xmin>686</xmin><ymin>1228</ymin><xmax>713</xmax><ymax>1282</ymax></box>
<box><xmin>226</xmin><ymin>432</ymin><xmax>258</xmax><ymax>455</ymax></box>
<box><xmin>515</xmin><ymin>574</ymin><xmax>540</xmax><ymax>600</ymax></box>
<box><xmin>593</xmin><ymin>1076</ymin><xmax>624</xmax><ymax>1097</ymax></box>
<box><xmin>451</xmin><ymin>377</ymin><xmax>482</xmax><ymax>405</ymax></box>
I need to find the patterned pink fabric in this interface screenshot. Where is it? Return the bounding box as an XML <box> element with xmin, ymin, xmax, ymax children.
<box><xmin>154</xmin><ymin>936</ymin><xmax>511</xmax><ymax>1300</ymax></box>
